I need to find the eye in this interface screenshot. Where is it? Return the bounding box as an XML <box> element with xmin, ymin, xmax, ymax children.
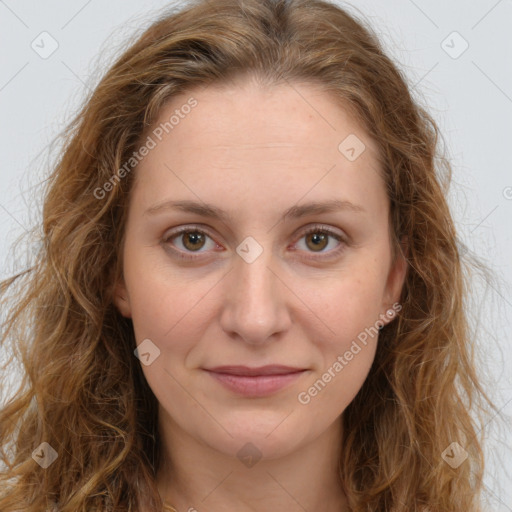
<box><xmin>162</xmin><ymin>226</ymin><xmax>219</xmax><ymax>260</ymax></box>
<box><xmin>162</xmin><ymin>224</ymin><xmax>347</xmax><ymax>261</ymax></box>
<box><xmin>292</xmin><ymin>224</ymin><xmax>346</xmax><ymax>259</ymax></box>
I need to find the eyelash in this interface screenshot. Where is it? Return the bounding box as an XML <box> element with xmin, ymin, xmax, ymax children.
<box><xmin>162</xmin><ymin>224</ymin><xmax>347</xmax><ymax>262</ymax></box>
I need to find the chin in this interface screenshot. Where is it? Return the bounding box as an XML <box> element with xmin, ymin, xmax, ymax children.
<box><xmin>201</xmin><ymin>415</ymin><xmax>307</xmax><ymax>461</ymax></box>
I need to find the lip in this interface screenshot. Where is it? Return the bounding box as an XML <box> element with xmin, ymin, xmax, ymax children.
<box><xmin>203</xmin><ymin>365</ymin><xmax>308</xmax><ymax>397</ymax></box>
<box><xmin>206</xmin><ymin>365</ymin><xmax>306</xmax><ymax>376</ymax></box>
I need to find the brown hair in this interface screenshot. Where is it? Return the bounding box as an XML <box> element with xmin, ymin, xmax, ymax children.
<box><xmin>0</xmin><ymin>0</ymin><xmax>498</xmax><ymax>510</ymax></box>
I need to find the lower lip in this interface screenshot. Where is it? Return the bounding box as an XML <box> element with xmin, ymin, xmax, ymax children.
<box><xmin>205</xmin><ymin>370</ymin><xmax>306</xmax><ymax>397</ymax></box>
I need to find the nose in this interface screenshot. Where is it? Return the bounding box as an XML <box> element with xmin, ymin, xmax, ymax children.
<box><xmin>219</xmin><ymin>245</ymin><xmax>292</xmax><ymax>346</ymax></box>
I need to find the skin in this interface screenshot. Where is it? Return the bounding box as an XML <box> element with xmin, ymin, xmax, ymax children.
<box><xmin>114</xmin><ymin>75</ymin><xmax>408</xmax><ymax>511</ymax></box>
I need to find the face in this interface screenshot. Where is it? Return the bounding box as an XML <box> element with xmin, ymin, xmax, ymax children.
<box><xmin>114</xmin><ymin>76</ymin><xmax>407</xmax><ymax>461</ymax></box>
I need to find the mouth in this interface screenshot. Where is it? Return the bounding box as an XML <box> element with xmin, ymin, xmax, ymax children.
<box><xmin>203</xmin><ymin>365</ymin><xmax>308</xmax><ymax>397</ymax></box>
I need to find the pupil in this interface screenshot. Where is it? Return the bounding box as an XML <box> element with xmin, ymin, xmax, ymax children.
<box><xmin>185</xmin><ymin>232</ymin><xmax>204</xmax><ymax>249</ymax></box>
<box><xmin>189</xmin><ymin>233</ymin><xmax>200</xmax><ymax>244</ymax></box>
<box><xmin>308</xmin><ymin>232</ymin><xmax>327</xmax><ymax>251</ymax></box>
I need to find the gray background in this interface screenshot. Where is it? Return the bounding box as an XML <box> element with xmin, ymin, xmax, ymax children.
<box><xmin>0</xmin><ymin>0</ymin><xmax>510</xmax><ymax>509</ymax></box>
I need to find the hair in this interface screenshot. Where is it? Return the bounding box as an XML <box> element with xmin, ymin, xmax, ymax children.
<box><xmin>0</xmin><ymin>0</ymin><xmax>500</xmax><ymax>510</ymax></box>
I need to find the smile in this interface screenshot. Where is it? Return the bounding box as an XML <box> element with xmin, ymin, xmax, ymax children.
<box><xmin>203</xmin><ymin>369</ymin><xmax>308</xmax><ymax>397</ymax></box>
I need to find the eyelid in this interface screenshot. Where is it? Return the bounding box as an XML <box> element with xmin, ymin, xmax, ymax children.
<box><xmin>163</xmin><ymin>224</ymin><xmax>220</xmax><ymax>246</ymax></box>
<box><xmin>162</xmin><ymin>223</ymin><xmax>347</xmax><ymax>259</ymax></box>
<box><xmin>290</xmin><ymin>224</ymin><xmax>347</xmax><ymax>259</ymax></box>
<box><xmin>162</xmin><ymin>224</ymin><xmax>222</xmax><ymax>258</ymax></box>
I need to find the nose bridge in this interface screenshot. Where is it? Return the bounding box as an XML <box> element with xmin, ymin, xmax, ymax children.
<box><xmin>220</xmin><ymin>237</ymin><xmax>290</xmax><ymax>344</ymax></box>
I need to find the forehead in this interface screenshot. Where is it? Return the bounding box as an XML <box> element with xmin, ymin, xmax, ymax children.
<box><xmin>152</xmin><ymin>77</ymin><xmax>378</xmax><ymax>156</ymax></box>
<box><xmin>133</xmin><ymin>78</ymin><xmax>387</xmax><ymax>220</ymax></box>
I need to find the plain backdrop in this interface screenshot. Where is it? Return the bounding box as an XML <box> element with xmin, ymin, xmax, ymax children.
<box><xmin>0</xmin><ymin>0</ymin><xmax>511</xmax><ymax>509</ymax></box>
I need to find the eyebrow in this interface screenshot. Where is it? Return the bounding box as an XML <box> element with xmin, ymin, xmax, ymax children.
<box><xmin>144</xmin><ymin>198</ymin><xmax>365</xmax><ymax>222</ymax></box>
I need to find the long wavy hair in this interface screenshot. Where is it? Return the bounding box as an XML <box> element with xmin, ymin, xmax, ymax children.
<box><xmin>0</xmin><ymin>0</ymin><xmax>499</xmax><ymax>510</ymax></box>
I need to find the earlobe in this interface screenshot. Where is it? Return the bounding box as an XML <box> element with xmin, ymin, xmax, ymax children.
<box><xmin>381</xmin><ymin>236</ymin><xmax>408</xmax><ymax>325</ymax></box>
<box><xmin>113</xmin><ymin>280</ymin><xmax>132</xmax><ymax>318</ymax></box>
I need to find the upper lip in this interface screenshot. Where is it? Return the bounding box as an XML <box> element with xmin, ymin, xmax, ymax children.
<box><xmin>205</xmin><ymin>365</ymin><xmax>306</xmax><ymax>376</ymax></box>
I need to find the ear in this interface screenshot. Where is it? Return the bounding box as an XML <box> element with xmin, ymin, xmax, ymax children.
<box><xmin>380</xmin><ymin>235</ymin><xmax>408</xmax><ymax>325</ymax></box>
<box><xmin>113</xmin><ymin>277</ymin><xmax>132</xmax><ymax>318</ymax></box>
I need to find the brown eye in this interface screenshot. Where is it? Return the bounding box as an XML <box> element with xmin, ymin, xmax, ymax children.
<box><xmin>164</xmin><ymin>227</ymin><xmax>217</xmax><ymax>257</ymax></box>
<box><xmin>305</xmin><ymin>231</ymin><xmax>329</xmax><ymax>252</ymax></box>
<box><xmin>181</xmin><ymin>231</ymin><xmax>207</xmax><ymax>251</ymax></box>
<box><xmin>294</xmin><ymin>225</ymin><xmax>346</xmax><ymax>259</ymax></box>
<box><xmin>163</xmin><ymin>224</ymin><xmax>346</xmax><ymax>262</ymax></box>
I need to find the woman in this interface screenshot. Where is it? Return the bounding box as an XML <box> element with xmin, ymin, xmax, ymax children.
<box><xmin>0</xmin><ymin>0</ymin><xmax>497</xmax><ymax>510</ymax></box>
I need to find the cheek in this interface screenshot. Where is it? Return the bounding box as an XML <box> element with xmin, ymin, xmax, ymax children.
<box><xmin>128</xmin><ymin>280</ymin><xmax>208</xmax><ymax>348</ymax></box>
<box><xmin>298</xmin><ymin>342</ymin><xmax>377</xmax><ymax>421</ymax></box>
<box><xmin>296</xmin><ymin>265</ymin><xmax>384</xmax><ymax>393</ymax></box>
<box><xmin>123</xmin><ymin>241</ymin><xmax>199</xmax><ymax>336</ymax></box>
<box><xmin>297</xmin><ymin>278</ymin><xmax>380</xmax><ymax>414</ymax></box>
<box><xmin>125</xmin><ymin>261</ymin><xmax>222</xmax><ymax>371</ymax></box>
<box><xmin>304</xmin><ymin>265</ymin><xmax>386</xmax><ymax>342</ymax></box>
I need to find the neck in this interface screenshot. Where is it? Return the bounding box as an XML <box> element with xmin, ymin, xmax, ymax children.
<box><xmin>156</xmin><ymin>412</ymin><xmax>348</xmax><ymax>512</ymax></box>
